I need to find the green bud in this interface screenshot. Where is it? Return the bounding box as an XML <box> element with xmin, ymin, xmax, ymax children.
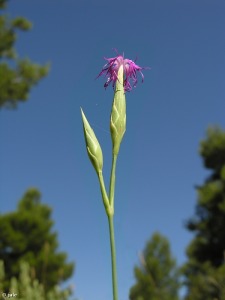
<box><xmin>110</xmin><ymin>65</ymin><xmax>126</xmax><ymax>155</ymax></box>
<box><xmin>81</xmin><ymin>108</ymin><xmax>103</xmax><ymax>173</ymax></box>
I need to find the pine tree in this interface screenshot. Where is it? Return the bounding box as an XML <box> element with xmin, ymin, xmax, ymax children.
<box><xmin>129</xmin><ymin>232</ymin><xmax>180</xmax><ymax>300</ymax></box>
<box><xmin>183</xmin><ymin>127</ymin><xmax>225</xmax><ymax>300</ymax></box>
<box><xmin>0</xmin><ymin>0</ymin><xmax>49</xmax><ymax>108</ymax></box>
<box><xmin>0</xmin><ymin>189</ymin><xmax>74</xmax><ymax>292</ymax></box>
<box><xmin>0</xmin><ymin>260</ymin><xmax>75</xmax><ymax>300</ymax></box>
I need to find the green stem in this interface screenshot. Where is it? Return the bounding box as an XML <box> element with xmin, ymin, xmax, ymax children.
<box><xmin>108</xmin><ymin>215</ymin><xmax>118</xmax><ymax>300</ymax></box>
<box><xmin>98</xmin><ymin>171</ymin><xmax>111</xmax><ymax>215</ymax></box>
<box><xmin>109</xmin><ymin>154</ymin><xmax>118</xmax><ymax>208</ymax></box>
<box><xmin>99</xmin><ymin>154</ymin><xmax>119</xmax><ymax>300</ymax></box>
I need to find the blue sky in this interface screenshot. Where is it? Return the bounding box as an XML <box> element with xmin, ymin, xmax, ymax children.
<box><xmin>1</xmin><ymin>0</ymin><xmax>225</xmax><ymax>299</ymax></box>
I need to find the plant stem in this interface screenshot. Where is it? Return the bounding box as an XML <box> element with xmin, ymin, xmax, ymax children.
<box><xmin>98</xmin><ymin>171</ymin><xmax>111</xmax><ymax>215</ymax></box>
<box><xmin>108</xmin><ymin>214</ymin><xmax>118</xmax><ymax>300</ymax></box>
<box><xmin>109</xmin><ymin>154</ymin><xmax>118</xmax><ymax>207</ymax></box>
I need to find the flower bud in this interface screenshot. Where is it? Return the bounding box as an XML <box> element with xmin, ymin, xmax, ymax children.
<box><xmin>81</xmin><ymin>108</ymin><xmax>103</xmax><ymax>173</ymax></box>
<box><xmin>110</xmin><ymin>65</ymin><xmax>126</xmax><ymax>155</ymax></box>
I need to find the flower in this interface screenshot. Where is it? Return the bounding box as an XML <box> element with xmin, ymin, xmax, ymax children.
<box><xmin>97</xmin><ymin>50</ymin><xmax>149</xmax><ymax>92</ymax></box>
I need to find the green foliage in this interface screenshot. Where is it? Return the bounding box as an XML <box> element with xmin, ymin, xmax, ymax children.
<box><xmin>183</xmin><ymin>126</ymin><xmax>225</xmax><ymax>300</ymax></box>
<box><xmin>183</xmin><ymin>262</ymin><xmax>225</xmax><ymax>300</ymax></box>
<box><xmin>0</xmin><ymin>2</ymin><xmax>49</xmax><ymax>108</ymax></box>
<box><xmin>129</xmin><ymin>232</ymin><xmax>180</xmax><ymax>300</ymax></box>
<box><xmin>0</xmin><ymin>189</ymin><xmax>74</xmax><ymax>292</ymax></box>
<box><xmin>0</xmin><ymin>0</ymin><xmax>7</xmax><ymax>9</ymax></box>
<box><xmin>200</xmin><ymin>127</ymin><xmax>225</xmax><ymax>172</ymax></box>
<box><xmin>0</xmin><ymin>260</ymin><xmax>74</xmax><ymax>300</ymax></box>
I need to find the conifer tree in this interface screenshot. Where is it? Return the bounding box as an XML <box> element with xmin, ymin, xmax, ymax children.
<box><xmin>0</xmin><ymin>260</ymin><xmax>74</xmax><ymax>300</ymax></box>
<box><xmin>183</xmin><ymin>127</ymin><xmax>225</xmax><ymax>300</ymax></box>
<box><xmin>129</xmin><ymin>232</ymin><xmax>180</xmax><ymax>300</ymax></box>
<box><xmin>0</xmin><ymin>0</ymin><xmax>49</xmax><ymax>108</ymax></box>
<box><xmin>0</xmin><ymin>189</ymin><xmax>74</xmax><ymax>292</ymax></box>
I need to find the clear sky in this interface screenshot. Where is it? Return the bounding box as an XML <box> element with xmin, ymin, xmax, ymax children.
<box><xmin>0</xmin><ymin>0</ymin><xmax>225</xmax><ymax>299</ymax></box>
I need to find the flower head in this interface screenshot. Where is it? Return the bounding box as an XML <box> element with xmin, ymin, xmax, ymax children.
<box><xmin>97</xmin><ymin>50</ymin><xmax>149</xmax><ymax>92</ymax></box>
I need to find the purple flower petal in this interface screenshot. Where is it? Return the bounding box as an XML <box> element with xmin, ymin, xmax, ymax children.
<box><xmin>97</xmin><ymin>50</ymin><xmax>149</xmax><ymax>92</ymax></box>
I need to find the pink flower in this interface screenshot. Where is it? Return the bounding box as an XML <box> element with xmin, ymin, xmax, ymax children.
<box><xmin>97</xmin><ymin>50</ymin><xmax>149</xmax><ymax>92</ymax></box>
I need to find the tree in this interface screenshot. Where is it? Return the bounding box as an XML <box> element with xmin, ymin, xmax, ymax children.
<box><xmin>0</xmin><ymin>188</ymin><xmax>74</xmax><ymax>292</ymax></box>
<box><xmin>129</xmin><ymin>232</ymin><xmax>180</xmax><ymax>300</ymax></box>
<box><xmin>182</xmin><ymin>127</ymin><xmax>225</xmax><ymax>300</ymax></box>
<box><xmin>0</xmin><ymin>0</ymin><xmax>49</xmax><ymax>108</ymax></box>
<box><xmin>0</xmin><ymin>260</ymin><xmax>74</xmax><ymax>300</ymax></box>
